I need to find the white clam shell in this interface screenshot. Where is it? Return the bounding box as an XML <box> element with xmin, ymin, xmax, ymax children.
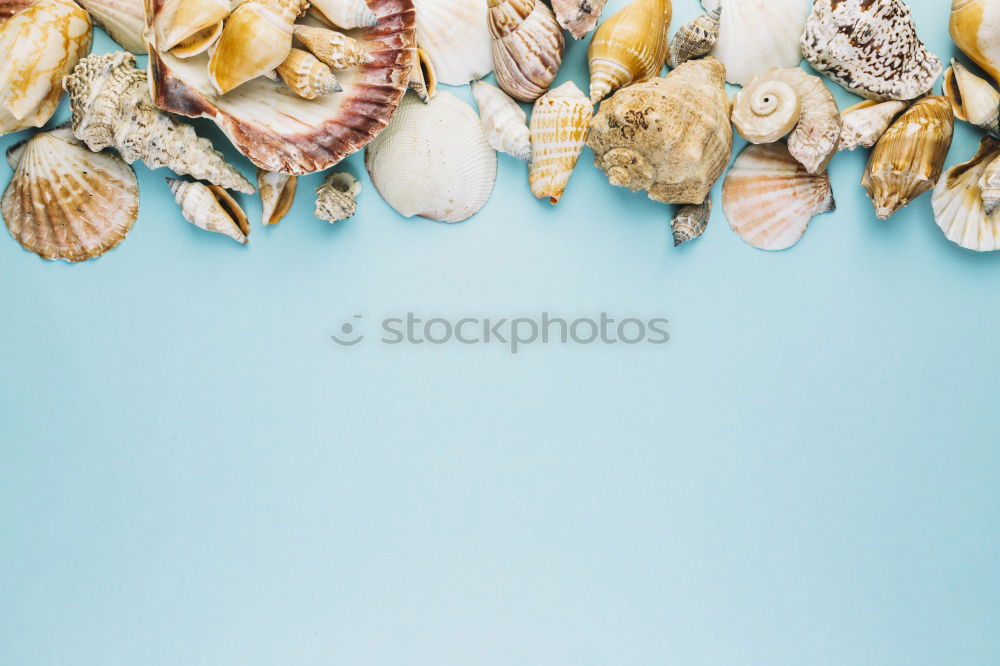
<box><xmin>709</xmin><ymin>0</ymin><xmax>809</xmax><ymax>87</ymax></box>
<box><xmin>413</xmin><ymin>0</ymin><xmax>493</xmax><ymax>85</ymax></box>
<box><xmin>471</xmin><ymin>80</ymin><xmax>531</xmax><ymax>162</ymax></box>
<box><xmin>932</xmin><ymin>137</ymin><xmax>1000</xmax><ymax>252</ymax></box>
<box><xmin>79</xmin><ymin>0</ymin><xmax>146</xmax><ymax>53</ymax></box>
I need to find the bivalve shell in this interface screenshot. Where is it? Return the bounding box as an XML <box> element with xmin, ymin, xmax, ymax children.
<box><xmin>932</xmin><ymin>137</ymin><xmax>1000</xmax><ymax>251</ymax></box>
<box><xmin>471</xmin><ymin>79</ymin><xmax>531</xmax><ymax>162</ymax></box>
<box><xmin>79</xmin><ymin>0</ymin><xmax>146</xmax><ymax>53</ymax></box>
<box><xmin>167</xmin><ymin>178</ymin><xmax>250</xmax><ymax>244</ymax></box>
<box><xmin>529</xmin><ymin>81</ymin><xmax>593</xmax><ymax>204</ymax></box>
<box><xmin>587</xmin><ymin>0</ymin><xmax>672</xmax><ymax>105</ymax></box>
<box><xmin>709</xmin><ymin>0</ymin><xmax>808</xmax><ymax>87</ymax></box>
<box><xmin>413</xmin><ymin>0</ymin><xmax>492</xmax><ymax>85</ymax></box>
<box><xmin>488</xmin><ymin>0</ymin><xmax>564</xmax><ymax>103</ymax></box>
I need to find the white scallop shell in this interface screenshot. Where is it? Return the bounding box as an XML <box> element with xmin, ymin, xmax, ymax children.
<box><xmin>471</xmin><ymin>80</ymin><xmax>531</xmax><ymax>162</ymax></box>
<box><xmin>413</xmin><ymin>0</ymin><xmax>493</xmax><ymax>85</ymax></box>
<box><xmin>932</xmin><ymin>137</ymin><xmax>1000</xmax><ymax>252</ymax></box>
<box><xmin>365</xmin><ymin>91</ymin><xmax>497</xmax><ymax>223</ymax></box>
<box><xmin>709</xmin><ymin>0</ymin><xmax>809</xmax><ymax>86</ymax></box>
<box><xmin>79</xmin><ymin>0</ymin><xmax>146</xmax><ymax>54</ymax></box>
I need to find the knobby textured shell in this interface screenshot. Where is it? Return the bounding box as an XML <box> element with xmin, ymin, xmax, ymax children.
<box><xmin>294</xmin><ymin>25</ymin><xmax>374</xmax><ymax>70</ymax></box>
<box><xmin>64</xmin><ymin>52</ymin><xmax>254</xmax><ymax>193</ymax></box>
<box><xmin>802</xmin><ymin>0</ymin><xmax>942</xmax><ymax>101</ymax></box>
<box><xmin>709</xmin><ymin>0</ymin><xmax>808</xmax><ymax>87</ymax></box>
<box><xmin>944</xmin><ymin>58</ymin><xmax>999</xmax><ymax>136</ymax></box>
<box><xmin>588</xmin><ymin>58</ymin><xmax>732</xmax><ymax>206</ymax></box>
<box><xmin>529</xmin><ymin>81</ymin><xmax>592</xmax><ymax>204</ymax></box>
<box><xmin>862</xmin><ymin>96</ymin><xmax>955</xmax><ymax>221</ymax></box>
<box><xmin>365</xmin><ymin>91</ymin><xmax>497</xmax><ymax>223</ymax></box>
<box><xmin>552</xmin><ymin>0</ymin><xmax>606</xmax><ymax>40</ymax></box>
<box><xmin>79</xmin><ymin>0</ymin><xmax>146</xmax><ymax>53</ymax></box>
<box><xmin>587</xmin><ymin>0</ymin><xmax>672</xmax><ymax>104</ymax></box>
<box><xmin>145</xmin><ymin>0</ymin><xmax>417</xmax><ymax>174</ymax></box>
<box><xmin>951</xmin><ymin>0</ymin><xmax>1000</xmax><ymax>85</ymax></box>
<box><xmin>471</xmin><ymin>79</ymin><xmax>531</xmax><ymax>162</ymax></box>
<box><xmin>669</xmin><ymin>6</ymin><xmax>720</xmax><ymax>68</ymax></box>
<box><xmin>0</xmin><ymin>0</ymin><xmax>92</xmax><ymax>136</ymax></box>
<box><xmin>413</xmin><ymin>0</ymin><xmax>492</xmax><ymax>85</ymax></box>
<box><xmin>838</xmin><ymin>99</ymin><xmax>907</xmax><ymax>152</ymax></box>
<box><xmin>167</xmin><ymin>178</ymin><xmax>250</xmax><ymax>244</ymax></box>
<box><xmin>311</xmin><ymin>0</ymin><xmax>377</xmax><ymax>29</ymax></box>
<box><xmin>932</xmin><ymin>137</ymin><xmax>1000</xmax><ymax>251</ymax></box>
<box><xmin>671</xmin><ymin>199</ymin><xmax>711</xmax><ymax>247</ymax></box>
<box><xmin>723</xmin><ymin>142</ymin><xmax>836</xmax><ymax>252</ymax></box>
<box><xmin>981</xmin><ymin>153</ymin><xmax>1000</xmax><ymax>215</ymax></box>
<box><xmin>488</xmin><ymin>0</ymin><xmax>564</xmax><ymax>103</ymax></box>
<box><xmin>315</xmin><ymin>172</ymin><xmax>361</xmax><ymax>223</ymax></box>
<box><xmin>277</xmin><ymin>48</ymin><xmax>343</xmax><ymax>99</ymax></box>
<box><xmin>257</xmin><ymin>169</ymin><xmax>297</xmax><ymax>225</ymax></box>
<box><xmin>1</xmin><ymin>127</ymin><xmax>138</xmax><ymax>262</ymax></box>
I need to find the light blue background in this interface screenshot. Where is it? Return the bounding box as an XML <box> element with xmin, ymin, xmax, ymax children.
<box><xmin>2</xmin><ymin>0</ymin><xmax>998</xmax><ymax>663</ymax></box>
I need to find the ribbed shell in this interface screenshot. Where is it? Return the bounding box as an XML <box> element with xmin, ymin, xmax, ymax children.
<box><xmin>257</xmin><ymin>169</ymin><xmax>297</xmax><ymax>225</ymax></box>
<box><xmin>838</xmin><ymin>100</ymin><xmax>907</xmax><ymax>152</ymax></box>
<box><xmin>167</xmin><ymin>178</ymin><xmax>250</xmax><ymax>244</ymax></box>
<box><xmin>723</xmin><ymin>142</ymin><xmax>836</xmax><ymax>252</ymax></box>
<box><xmin>365</xmin><ymin>91</ymin><xmax>497</xmax><ymax>223</ymax></box>
<box><xmin>710</xmin><ymin>0</ymin><xmax>808</xmax><ymax>87</ymax></box>
<box><xmin>944</xmin><ymin>58</ymin><xmax>1000</xmax><ymax>136</ymax></box>
<box><xmin>529</xmin><ymin>81</ymin><xmax>592</xmax><ymax>204</ymax></box>
<box><xmin>294</xmin><ymin>25</ymin><xmax>374</xmax><ymax>69</ymax></box>
<box><xmin>208</xmin><ymin>0</ymin><xmax>306</xmax><ymax>94</ymax></box>
<box><xmin>488</xmin><ymin>0</ymin><xmax>564</xmax><ymax>103</ymax></box>
<box><xmin>315</xmin><ymin>172</ymin><xmax>361</xmax><ymax>223</ymax></box>
<box><xmin>552</xmin><ymin>0</ymin><xmax>606</xmax><ymax>40</ymax></box>
<box><xmin>981</xmin><ymin>153</ymin><xmax>1000</xmax><ymax>215</ymax></box>
<box><xmin>671</xmin><ymin>199</ymin><xmax>711</xmax><ymax>247</ymax></box>
<box><xmin>932</xmin><ymin>137</ymin><xmax>1000</xmax><ymax>252</ymax></box>
<box><xmin>413</xmin><ymin>0</ymin><xmax>493</xmax><ymax>85</ymax></box>
<box><xmin>950</xmin><ymin>0</ymin><xmax>1000</xmax><ymax>86</ymax></box>
<box><xmin>668</xmin><ymin>6</ymin><xmax>720</xmax><ymax>68</ymax></box>
<box><xmin>79</xmin><ymin>0</ymin><xmax>145</xmax><ymax>53</ymax></box>
<box><xmin>1</xmin><ymin>127</ymin><xmax>138</xmax><ymax>262</ymax></box>
<box><xmin>311</xmin><ymin>0</ymin><xmax>377</xmax><ymax>29</ymax></box>
<box><xmin>471</xmin><ymin>79</ymin><xmax>531</xmax><ymax>162</ymax></box>
<box><xmin>277</xmin><ymin>48</ymin><xmax>342</xmax><ymax>99</ymax></box>
<box><xmin>587</xmin><ymin>0</ymin><xmax>672</xmax><ymax>105</ymax></box>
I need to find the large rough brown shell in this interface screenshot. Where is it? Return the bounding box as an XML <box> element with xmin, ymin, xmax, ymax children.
<box><xmin>145</xmin><ymin>0</ymin><xmax>416</xmax><ymax>175</ymax></box>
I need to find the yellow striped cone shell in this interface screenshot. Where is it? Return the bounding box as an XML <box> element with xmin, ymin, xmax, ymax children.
<box><xmin>528</xmin><ymin>81</ymin><xmax>593</xmax><ymax>204</ymax></box>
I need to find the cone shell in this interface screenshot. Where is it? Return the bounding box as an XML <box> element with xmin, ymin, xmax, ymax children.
<box><xmin>208</xmin><ymin>0</ymin><xmax>306</xmax><ymax>94</ymax></box>
<box><xmin>723</xmin><ymin>142</ymin><xmax>836</xmax><ymax>252</ymax></box>
<box><xmin>529</xmin><ymin>81</ymin><xmax>592</xmax><ymax>204</ymax></box>
<box><xmin>167</xmin><ymin>178</ymin><xmax>250</xmax><ymax>244</ymax></box>
<box><xmin>587</xmin><ymin>0</ymin><xmax>672</xmax><ymax>105</ymax></box>
<box><xmin>315</xmin><ymin>172</ymin><xmax>361</xmax><ymax>223</ymax></box>
<box><xmin>552</xmin><ymin>0</ymin><xmax>606</xmax><ymax>40</ymax></box>
<box><xmin>668</xmin><ymin>6</ymin><xmax>720</xmax><ymax>68</ymax></box>
<box><xmin>0</xmin><ymin>0</ymin><xmax>92</xmax><ymax>136</ymax></box>
<box><xmin>1</xmin><ymin>127</ymin><xmax>138</xmax><ymax>262</ymax></box>
<box><xmin>838</xmin><ymin>99</ymin><xmax>907</xmax><ymax>152</ymax></box>
<box><xmin>257</xmin><ymin>169</ymin><xmax>297</xmax><ymax>225</ymax></box>
<box><xmin>488</xmin><ymin>0</ymin><xmax>564</xmax><ymax>103</ymax></box>
<box><xmin>277</xmin><ymin>48</ymin><xmax>342</xmax><ymax>99</ymax></box>
<box><xmin>862</xmin><ymin>96</ymin><xmax>955</xmax><ymax>221</ymax></box>
<box><xmin>671</xmin><ymin>198</ymin><xmax>711</xmax><ymax>247</ymax></box>
<box><xmin>365</xmin><ymin>91</ymin><xmax>497</xmax><ymax>223</ymax></box>
<box><xmin>413</xmin><ymin>0</ymin><xmax>492</xmax><ymax>85</ymax></box>
<box><xmin>311</xmin><ymin>0</ymin><xmax>377</xmax><ymax>29</ymax></box>
<box><xmin>408</xmin><ymin>47</ymin><xmax>437</xmax><ymax>102</ymax></box>
<box><xmin>294</xmin><ymin>25</ymin><xmax>374</xmax><ymax>69</ymax></box>
<box><xmin>153</xmin><ymin>0</ymin><xmax>230</xmax><ymax>52</ymax></box>
<box><xmin>980</xmin><ymin>152</ymin><xmax>1000</xmax><ymax>215</ymax></box>
<box><xmin>951</xmin><ymin>0</ymin><xmax>1000</xmax><ymax>86</ymax></box>
<box><xmin>79</xmin><ymin>0</ymin><xmax>146</xmax><ymax>53</ymax></box>
<box><xmin>588</xmin><ymin>58</ymin><xmax>732</xmax><ymax>205</ymax></box>
<box><xmin>710</xmin><ymin>0</ymin><xmax>808</xmax><ymax>87</ymax></box>
<box><xmin>932</xmin><ymin>137</ymin><xmax>1000</xmax><ymax>251</ymax></box>
<box><xmin>471</xmin><ymin>79</ymin><xmax>531</xmax><ymax>161</ymax></box>
<box><xmin>944</xmin><ymin>59</ymin><xmax>1000</xmax><ymax>136</ymax></box>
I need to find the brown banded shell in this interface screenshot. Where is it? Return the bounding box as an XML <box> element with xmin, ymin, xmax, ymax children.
<box><xmin>488</xmin><ymin>0</ymin><xmax>564</xmax><ymax>103</ymax></box>
<box><xmin>668</xmin><ymin>6</ymin><xmax>720</xmax><ymax>68</ymax></box>
<box><xmin>671</xmin><ymin>199</ymin><xmax>711</xmax><ymax>247</ymax></box>
<box><xmin>167</xmin><ymin>178</ymin><xmax>250</xmax><ymax>244</ymax></box>
<box><xmin>257</xmin><ymin>169</ymin><xmax>297</xmax><ymax>225</ymax></box>
<box><xmin>932</xmin><ymin>137</ymin><xmax>1000</xmax><ymax>251</ymax></box>
<box><xmin>294</xmin><ymin>25</ymin><xmax>374</xmax><ymax>69</ymax></box>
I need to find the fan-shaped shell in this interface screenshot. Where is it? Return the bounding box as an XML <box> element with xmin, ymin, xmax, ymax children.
<box><xmin>932</xmin><ymin>137</ymin><xmax>1000</xmax><ymax>252</ymax></box>
<box><xmin>981</xmin><ymin>153</ymin><xmax>1000</xmax><ymax>215</ymax></box>
<box><xmin>951</xmin><ymin>0</ymin><xmax>1000</xmax><ymax>86</ymax></box>
<box><xmin>2</xmin><ymin>127</ymin><xmax>138</xmax><ymax>262</ymax></box>
<box><xmin>709</xmin><ymin>0</ymin><xmax>808</xmax><ymax>87</ymax></box>
<box><xmin>79</xmin><ymin>0</ymin><xmax>146</xmax><ymax>53</ymax></box>
<box><xmin>723</xmin><ymin>142</ymin><xmax>836</xmax><ymax>252</ymax></box>
<box><xmin>257</xmin><ymin>169</ymin><xmax>297</xmax><ymax>225</ymax></box>
<box><xmin>365</xmin><ymin>91</ymin><xmax>497</xmax><ymax>223</ymax></box>
<box><xmin>167</xmin><ymin>178</ymin><xmax>250</xmax><ymax>244</ymax></box>
<box><xmin>668</xmin><ymin>6</ymin><xmax>720</xmax><ymax>68</ymax></box>
<box><xmin>838</xmin><ymin>99</ymin><xmax>907</xmax><ymax>152</ymax></box>
<box><xmin>529</xmin><ymin>81</ymin><xmax>592</xmax><ymax>204</ymax></box>
<box><xmin>413</xmin><ymin>0</ymin><xmax>492</xmax><ymax>85</ymax></box>
<box><xmin>587</xmin><ymin>0</ymin><xmax>672</xmax><ymax>105</ymax></box>
<box><xmin>944</xmin><ymin>58</ymin><xmax>999</xmax><ymax>136</ymax></box>
<box><xmin>488</xmin><ymin>0</ymin><xmax>564</xmax><ymax>103</ymax></box>
<box><xmin>552</xmin><ymin>0</ymin><xmax>606</xmax><ymax>40</ymax></box>
<box><xmin>471</xmin><ymin>79</ymin><xmax>531</xmax><ymax>162</ymax></box>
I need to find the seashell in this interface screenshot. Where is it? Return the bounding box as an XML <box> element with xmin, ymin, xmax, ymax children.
<box><xmin>731</xmin><ymin>76</ymin><xmax>801</xmax><ymax>145</ymax></box>
<box><xmin>981</xmin><ymin>153</ymin><xmax>1000</xmax><ymax>215</ymax></box>
<box><xmin>408</xmin><ymin>47</ymin><xmax>437</xmax><ymax>102</ymax></box>
<box><xmin>588</xmin><ymin>58</ymin><xmax>732</xmax><ymax>205</ymax></box>
<box><xmin>208</xmin><ymin>0</ymin><xmax>307</xmax><ymax>94</ymax></box>
<box><xmin>862</xmin><ymin>96</ymin><xmax>954</xmax><ymax>221</ymax></box>
<box><xmin>668</xmin><ymin>6</ymin><xmax>719</xmax><ymax>68</ymax></box>
<box><xmin>257</xmin><ymin>168</ymin><xmax>297</xmax><ymax>225</ymax></box>
<box><xmin>315</xmin><ymin>172</ymin><xmax>361</xmax><ymax>223</ymax></box>
<box><xmin>79</xmin><ymin>0</ymin><xmax>146</xmax><ymax>53</ymax></box>
<box><xmin>671</xmin><ymin>198</ymin><xmax>711</xmax><ymax>247</ymax></box>
<box><xmin>471</xmin><ymin>79</ymin><xmax>531</xmax><ymax>162</ymax></box>
<box><xmin>0</xmin><ymin>0</ymin><xmax>34</xmax><ymax>19</ymax></box>
<box><xmin>552</xmin><ymin>0</ymin><xmax>606</xmax><ymax>40</ymax></box>
<box><xmin>587</xmin><ymin>0</ymin><xmax>672</xmax><ymax>105</ymax></box>
<box><xmin>802</xmin><ymin>0</ymin><xmax>942</xmax><ymax>102</ymax></box>
<box><xmin>167</xmin><ymin>178</ymin><xmax>250</xmax><ymax>244</ymax></box>
<box><xmin>276</xmin><ymin>48</ymin><xmax>342</xmax><ymax>99</ymax></box>
<box><xmin>310</xmin><ymin>0</ymin><xmax>377</xmax><ymax>30</ymax></box>
<box><xmin>170</xmin><ymin>20</ymin><xmax>222</xmax><ymax>58</ymax></box>
<box><xmin>709</xmin><ymin>0</ymin><xmax>808</xmax><ymax>87</ymax></box>
<box><xmin>723</xmin><ymin>142</ymin><xmax>836</xmax><ymax>252</ymax></box>
<box><xmin>529</xmin><ymin>81</ymin><xmax>592</xmax><ymax>204</ymax></box>
<box><xmin>65</xmin><ymin>52</ymin><xmax>255</xmax><ymax>194</ymax></box>
<box><xmin>1</xmin><ymin>126</ymin><xmax>138</xmax><ymax>262</ymax></box>
<box><xmin>943</xmin><ymin>59</ymin><xmax>999</xmax><ymax>136</ymax></box>
<box><xmin>488</xmin><ymin>0</ymin><xmax>564</xmax><ymax>103</ymax></box>
<box><xmin>951</xmin><ymin>0</ymin><xmax>1000</xmax><ymax>86</ymax></box>
<box><xmin>413</xmin><ymin>0</ymin><xmax>493</xmax><ymax>85</ymax></box>
<box><xmin>293</xmin><ymin>25</ymin><xmax>373</xmax><ymax>69</ymax></box>
<box><xmin>365</xmin><ymin>91</ymin><xmax>497</xmax><ymax>222</ymax></box>
<box><xmin>838</xmin><ymin>99</ymin><xmax>907</xmax><ymax>152</ymax></box>
<box><xmin>932</xmin><ymin>137</ymin><xmax>1000</xmax><ymax>252</ymax></box>
<box><xmin>153</xmin><ymin>0</ymin><xmax>230</xmax><ymax>53</ymax></box>
<box><xmin>0</xmin><ymin>0</ymin><xmax>92</xmax><ymax>136</ymax></box>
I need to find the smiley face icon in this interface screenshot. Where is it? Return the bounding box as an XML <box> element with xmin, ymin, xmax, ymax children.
<box><xmin>331</xmin><ymin>315</ymin><xmax>364</xmax><ymax>346</ymax></box>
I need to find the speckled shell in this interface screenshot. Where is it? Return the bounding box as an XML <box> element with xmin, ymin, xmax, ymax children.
<box><xmin>488</xmin><ymin>0</ymin><xmax>564</xmax><ymax>103</ymax></box>
<box><xmin>311</xmin><ymin>0</ymin><xmax>377</xmax><ymax>29</ymax></box>
<box><xmin>838</xmin><ymin>99</ymin><xmax>907</xmax><ymax>152</ymax></box>
<box><xmin>79</xmin><ymin>0</ymin><xmax>146</xmax><ymax>53</ymax></box>
<box><xmin>588</xmin><ymin>58</ymin><xmax>732</xmax><ymax>206</ymax></box>
<box><xmin>668</xmin><ymin>6</ymin><xmax>719</xmax><ymax>68</ymax></box>
<box><xmin>723</xmin><ymin>142</ymin><xmax>836</xmax><ymax>252</ymax></box>
<box><xmin>671</xmin><ymin>198</ymin><xmax>711</xmax><ymax>247</ymax></box>
<box><xmin>932</xmin><ymin>137</ymin><xmax>1000</xmax><ymax>251</ymax></box>
<box><xmin>277</xmin><ymin>48</ymin><xmax>342</xmax><ymax>99</ymax></box>
<box><xmin>315</xmin><ymin>172</ymin><xmax>361</xmax><ymax>223</ymax></box>
<box><xmin>294</xmin><ymin>25</ymin><xmax>374</xmax><ymax>69</ymax></box>
<box><xmin>365</xmin><ymin>91</ymin><xmax>497</xmax><ymax>223</ymax></box>
<box><xmin>944</xmin><ymin>58</ymin><xmax>999</xmax><ymax>136</ymax></box>
<box><xmin>862</xmin><ymin>96</ymin><xmax>955</xmax><ymax>221</ymax></box>
<box><xmin>529</xmin><ymin>81</ymin><xmax>592</xmax><ymax>204</ymax></box>
<box><xmin>471</xmin><ymin>79</ymin><xmax>531</xmax><ymax>162</ymax></box>
<box><xmin>552</xmin><ymin>0</ymin><xmax>606</xmax><ymax>40</ymax></box>
<box><xmin>802</xmin><ymin>0</ymin><xmax>942</xmax><ymax>102</ymax></box>
<box><xmin>2</xmin><ymin>127</ymin><xmax>138</xmax><ymax>262</ymax></box>
<box><xmin>208</xmin><ymin>0</ymin><xmax>306</xmax><ymax>94</ymax></box>
<box><xmin>587</xmin><ymin>0</ymin><xmax>671</xmax><ymax>104</ymax></box>
<box><xmin>951</xmin><ymin>0</ymin><xmax>1000</xmax><ymax>86</ymax></box>
<box><xmin>413</xmin><ymin>0</ymin><xmax>492</xmax><ymax>85</ymax></box>
<box><xmin>709</xmin><ymin>0</ymin><xmax>808</xmax><ymax>87</ymax></box>
<box><xmin>257</xmin><ymin>169</ymin><xmax>297</xmax><ymax>225</ymax></box>
<box><xmin>167</xmin><ymin>178</ymin><xmax>250</xmax><ymax>244</ymax></box>
<box><xmin>980</xmin><ymin>153</ymin><xmax>1000</xmax><ymax>215</ymax></box>
<box><xmin>0</xmin><ymin>0</ymin><xmax>92</xmax><ymax>136</ymax></box>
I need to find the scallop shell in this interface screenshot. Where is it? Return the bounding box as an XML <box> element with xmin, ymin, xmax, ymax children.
<box><xmin>587</xmin><ymin>0</ymin><xmax>672</xmax><ymax>105</ymax></box>
<box><xmin>802</xmin><ymin>0</ymin><xmax>942</xmax><ymax>102</ymax></box>
<box><xmin>932</xmin><ymin>137</ymin><xmax>1000</xmax><ymax>252</ymax></box>
<box><xmin>668</xmin><ymin>6</ymin><xmax>720</xmax><ymax>68</ymax></box>
<box><xmin>529</xmin><ymin>81</ymin><xmax>592</xmax><ymax>204</ymax></box>
<box><xmin>671</xmin><ymin>198</ymin><xmax>711</xmax><ymax>247</ymax></box>
<box><xmin>79</xmin><ymin>0</ymin><xmax>146</xmax><ymax>53</ymax></box>
<box><xmin>943</xmin><ymin>59</ymin><xmax>999</xmax><ymax>136</ymax></box>
<box><xmin>365</xmin><ymin>91</ymin><xmax>497</xmax><ymax>223</ymax></box>
<box><xmin>838</xmin><ymin>99</ymin><xmax>907</xmax><ymax>152</ymax></box>
<box><xmin>723</xmin><ymin>142</ymin><xmax>836</xmax><ymax>252</ymax></box>
<box><xmin>257</xmin><ymin>168</ymin><xmax>297</xmax><ymax>225</ymax></box>
<box><xmin>0</xmin><ymin>0</ymin><xmax>92</xmax><ymax>136</ymax></box>
<box><xmin>588</xmin><ymin>58</ymin><xmax>732</xmax><ymax>205</ymax></box>
<box><xmin>208</xmin><ymin>0</ymin><xmax>306</xmax><ymax>94</ymax></box>
<box><xmin>1</xmin><ymin>127</ymin><xmax>138</xmax><ymax>262</ymax></box>
<box><xmin>310</xmin><ymin>0</ymin><xmax>377</xmax><ymax>29</ymax></box>
<box><xmin>153</xmin><ymin>0</ymin><xmax>230</xmax><ymax>52</ymax></box>
<box><xmin>408</xmin><ymin>46</ymin><xmax>437</xmax><ymax>102</ymax></box>
<box><xmin>413</xmin><ymin>0</ymin><xmax>492</xmax><ymax>85</ymax></box>
<box><xmin>980</xmin><ymin>152</ymin><xmax>1000</xmax><ymax>215</ymax></box>
<box><xmin>951</xmin><ymin>0</ymin><xmax>1000</xmax><ymax>86</ymax></box>
<box><xmin>488</xmin><ymin>0</ymin><xmax>564</xmax><ymax>103</ymax></box>
<box><xmin>552</xmin><ymin>0</ymin><xmax>606</xmax><ymax>40</ymax></box>
<box><xmin>471</xmin><ymin>79</ymin><xmax>531</xmax><ymax>162</ymax></box>
<box><xmin>294</xmin><ymin>25</ymin><xmax>374</xmax><ymax>69</ymax></box>
<box><xmin>167</xmin><ymin>178</ymin><xmax>250</xmax><ymax>244</ymax></box>
<box><xmin>862</xmin><ymin>96</ymin><xmax>954</xmax><ymax>221</ymax></box>
<box><xmin>709</xmin><ymin>0</ymin><xmax>808</xmax><ymax>87</ymax></box>
<box><xmin>315</xmin><ymin>172</ymin><xmax>361</xmax><ymax>223</ymax></box>
<box><xmin>277</xmin><ymin>48</ymin><xmax>342</xmax><ymax>99</ymax></box>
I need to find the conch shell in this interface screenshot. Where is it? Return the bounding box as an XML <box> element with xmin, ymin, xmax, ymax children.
<box><xmin>315</xmin><ymin>172</ymin><xmax>361</xmax><ymax>223</ymax></box>
<box><xmin>79</xmin><ymin>0</ymin><xmax>147</xmax><ymax>53</ymax></box>
<box><xmin>154</xmin><ymin>0</ymin><xmax>230</xmax><ymax>53</ymax></box>
<box><xmin>588</xmin><ymin>58</ymin><xmax>732</xmax><ymax>205</ymax></box>
<box><xmin>257</xmin><ymin>169</ymin><xmax>297</xmax><ymax>225</ymax></box>
<box><xmin>552</xmin><ymin>0</ymin><xmax>606</xmax><ymax>40</ymax></box>
<box><xmin>167</xmin><ymin>178</ymin><xmax>250</xmax><ymax>244</ymax></box>
<box><xmin>671</xmin><ymin>199</ymin><xmax>711</xmax><ymax>247</ymax></box>
<box><xmin>488</xmin><ymin>0</ymin><xmax>564</xmax><ymax>103</ymax></box>
<box><xmin>293</xmin><ymin>25</ymin><xmax>373</xmax><ymax>70</ymax></box>
<box><xmin>943</xmin><ymin>58</ymin><xmax>999</xmax><ymax>136</ymax></box>
<box><xmin>838</xmin><ymin>99</ymin><xmax>907</xmax><ymax>152</ymax></box>
<box><xmin>0</xmin><ymin>0</ymin><xmax>92</xmax><ymax>136</ymax></box>
<box><xmin>862</xmin><ymin>96</ymin><xmax>954</xmax><ymax>221</ymax></box>
<box><xmin>2</xmin><ymin>127</ymin><xmax>138</xmax><ymax>262</ymax></box>
<box><xmin>668</xmin><ymin>6</ymin><xmax>720</xmax><ymax>68</ymax></box>
<box><xmin>587</xmin><ymin>0</ymin><xmax>671</xmax><ymax>105</ymax></box>
<box><xmin>950</xmin><ymin>0</ymin><xmax>1000</xmax><ymax>86</ymax></box>
<box><xmin>413</xmin><ymin>0</ymin><xmax>493</xmax><ymax>85</ymax></box>
<box><xmin>310</xmin><ymin>0</ymin><xmax>377</xmax><ymax>30</ymax></box>
<box><xmin>709</xmin><ymin>0</ymin><xmax>808</xmax><ymax>87</ymax></box>
<box><xmin>932</xmin><ymin>137</ymin><xmax>1000</xmax><ymax>252</ymax></box>
<box><xmin>981</xmin><ymin>153</ymin><xmax>1000</xmax><ymax>215</ymax></box>
<box><xmin>529</xmin><ymin>81</ymin><xmax>592</xmax><ymax>204</ymax></box>
<box><xmin>276</xmin><ymin>47</ymin><xmax>342</xmax><ymax>98</ymax></box>
<box><xmin>471</xmin><ymin>79</ymin><xmax>531</xmax><ymax>162</ymax></box>
<box><xmin>64</xmin><ymin>52</ymin><xmax>254</xmax><ymax>194</ymax></box>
